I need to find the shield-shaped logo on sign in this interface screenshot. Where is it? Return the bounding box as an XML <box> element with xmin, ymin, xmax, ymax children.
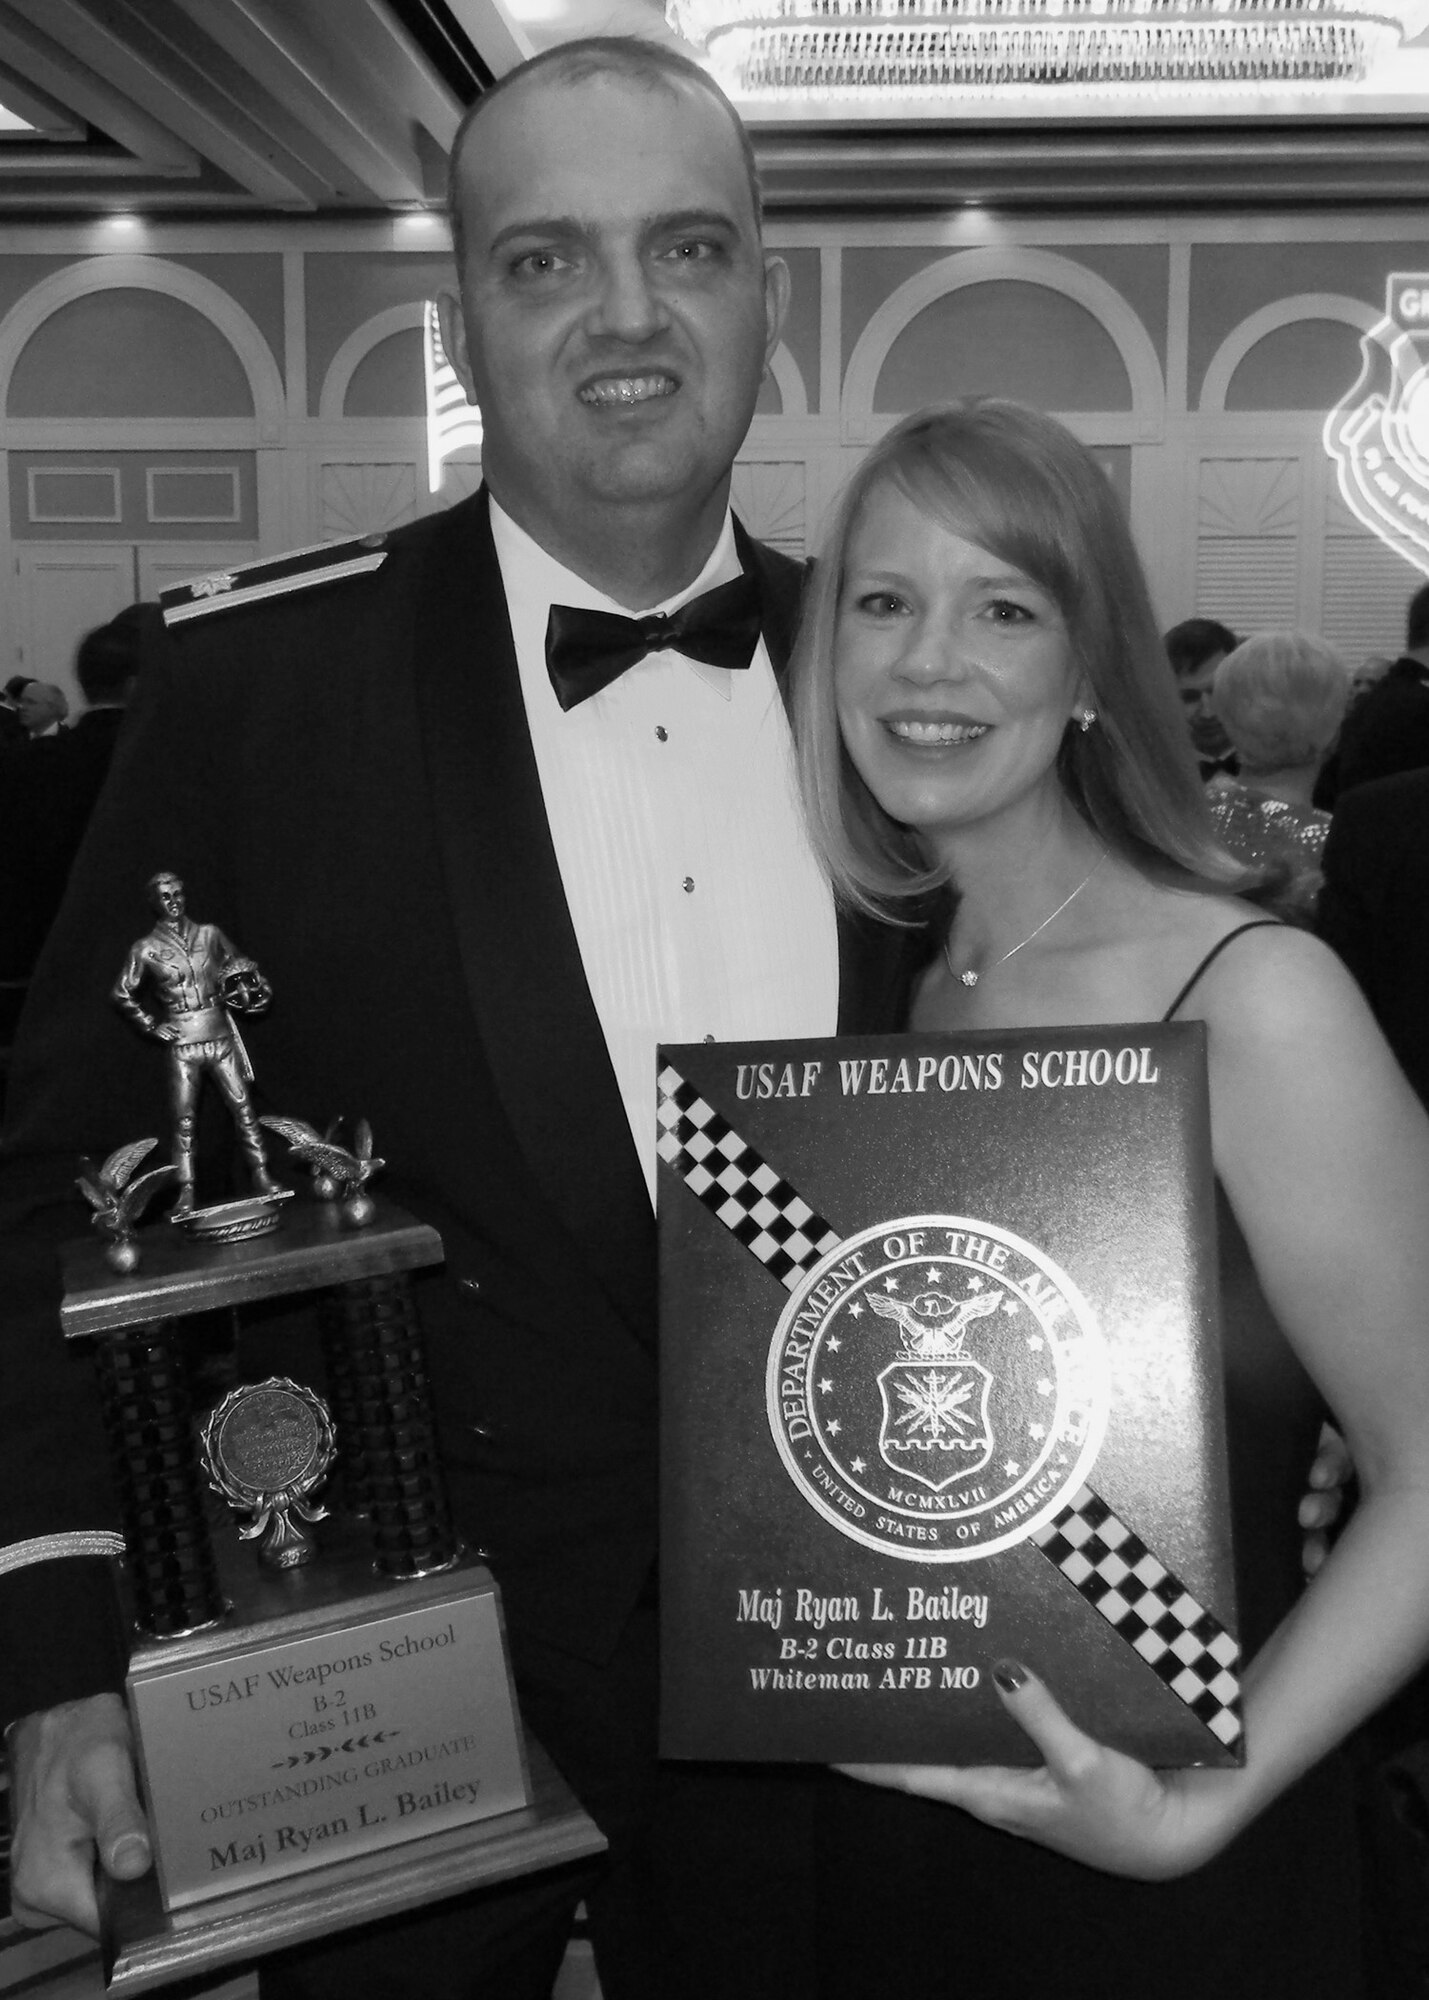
<box><xmin>877</xmin><ymin>1358</ymin><xmax>994</xmax><ymax>1491</ymax></box>
<box><xmin>1324</xmin><ymin>274</ymin><xmax>1429</xmax><ymax>576</ymax></box>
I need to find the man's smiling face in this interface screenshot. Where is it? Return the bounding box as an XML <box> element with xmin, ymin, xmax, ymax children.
<box><xmin>441</xmin><ymin>68</ymin><xmax>786</xmax><ymax>563</ymax></box>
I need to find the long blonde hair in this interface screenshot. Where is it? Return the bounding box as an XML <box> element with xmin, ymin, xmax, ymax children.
<box><xmin>792</xmin><ymin>400</ymin><xmax>1249</xmax><ymax>919</ymax></box>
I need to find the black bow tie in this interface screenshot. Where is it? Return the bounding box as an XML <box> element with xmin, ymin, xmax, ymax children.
<box><xmin>544</xmin><ymin>575</ymin><xmax>762</xmax><ymax>712</ymax></box>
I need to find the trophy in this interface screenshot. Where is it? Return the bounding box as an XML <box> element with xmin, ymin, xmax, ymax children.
<box><xmin>60</xmin><ymin>877</ymin><xmax>604</xmax><ymax>1992</ymax></box>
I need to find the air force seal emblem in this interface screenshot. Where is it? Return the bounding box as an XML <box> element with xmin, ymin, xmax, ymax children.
<box><xmin>869</xmin><ymin>1284</ymin><xmax>999</xmax><ymax>1488</ymax></box>
<box><xmin>1325</xmin><ymin>275</ymin><xmax>1429</xmax><ymax>576</ymax></box>
<box><xmin>767</xmin><ymin>1216</ymin><xmax>1110</xmax><ymax>1562</ymax></box>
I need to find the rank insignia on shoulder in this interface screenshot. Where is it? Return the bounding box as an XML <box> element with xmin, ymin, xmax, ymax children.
<box><xmin>160</xmin><ymin>534</ymin><xmax>388</xmax><ymax>627</ymax></box>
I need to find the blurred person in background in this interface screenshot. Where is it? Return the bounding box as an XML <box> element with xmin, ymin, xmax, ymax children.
<box><xmin>65</xmin><ymin>605</ymin><xmax>141</xmax><ymax>791</ymax></box>
<box><xmin>1165</xmin><ymin>617</ymin><xmax>1238</xmax><ymax>780</ymax></box>
<box><xmin>1315</xmin><ymin>653</ymin><xmax>1400</xmax><ymax>809</ymax></box>
<box><xmin>1318</xmin><ymin>764</ymin><xmax>1429</xmax><ymax>1113</ymax></box>
<box><xmin>1318</xmin><ymin>763</ymin><xmax>1429</xmax><ymax>1994</ymax></box>
<box><xmin>1317</xmin><ymin>581</ymin><xmax>1429</xmax><ymax>805</ymax></box>
<box><xmin>1</xmin><ymin>676</ymin><xmax>69</xmax><ymax>742</ymax></box>
<box><xmin>0</xmin><ymin>612</ymin><xmax>139</xmax><ymax>1097</ymax></box>
<box><xmin>1207</xmin><ymin>631</ymin><xmax>1349</xmax><ymax>927</ymax></box>
<box><xmin>1350</xmin><ymin>654</ymin><xmax>1393</xmax><ymax>700</ymax></box>
<box><xmin>0</xmin><ymin>689</ymin><xmax>22</xmax><ymax>749</ymax></box>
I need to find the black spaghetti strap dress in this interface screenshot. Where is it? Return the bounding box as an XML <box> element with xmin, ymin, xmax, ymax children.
<box><xmin>812</xmin><ymin>922</ymin><xmax>1364</xmax><ymax>1999</ymax></box>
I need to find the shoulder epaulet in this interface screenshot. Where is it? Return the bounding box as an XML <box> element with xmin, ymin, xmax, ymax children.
<box><xmin>160</xmin><ymin>533</ymin><xmax>389</xmax><ymax>627</ymax></box>
<box><xmin>0</xmin><ymin>1530</ymin><xmax>126</xmax><ymax>1575</ymax></box>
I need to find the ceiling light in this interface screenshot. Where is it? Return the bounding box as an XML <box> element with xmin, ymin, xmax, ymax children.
<box><xmin>670</xmin><ymin>0</ymin><xmax>1428</xmax><ymax>99</ymax></box>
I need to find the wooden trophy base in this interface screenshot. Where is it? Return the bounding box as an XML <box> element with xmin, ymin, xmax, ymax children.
<box><xmin>56</xmin><ymin>1194</ymin><xmax>607</xmax><ymax>1990</ymax></box>
<box><xmin>126</xmin><ymin>1542</ymin><xmax>535</xmax><ymax>1912</ymax></box>
<box><xmin>100</xmin><ymin>1735</ymin><xmax>604</xmax><ymax>1994</ymax></box>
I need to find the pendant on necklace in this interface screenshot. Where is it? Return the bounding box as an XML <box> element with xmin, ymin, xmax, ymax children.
<box><xmin>959</xmin><ymin>969</ymin><xmax>978</xmax><ymax>988</ymax></box>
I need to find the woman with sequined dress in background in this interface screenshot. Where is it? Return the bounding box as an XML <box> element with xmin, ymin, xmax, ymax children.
<box><xmin>789</xmin><ymin>399</ymin><xmax>1429</xmax><ymax>1998</ymax></box>
<box><xmin>1206</xmin><ymin>631</ymin><xmax>1349</xmax><ymax>927</ymax></box>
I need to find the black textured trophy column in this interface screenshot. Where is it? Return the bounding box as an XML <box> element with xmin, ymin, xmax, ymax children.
<box><xmin>326</xmin><ymin>1274</ymin><xmax>460</xmax><ymax>1576</ymax></box>
<box><xmin>92</xmin><ymin>1319</ymin><xmax>225</xmax><ymax>1637</ymax></box>
<box><xmin>317</xmin><ymin>1290</ymin><xmax>373</xmax><ymax>1519</ymax></box>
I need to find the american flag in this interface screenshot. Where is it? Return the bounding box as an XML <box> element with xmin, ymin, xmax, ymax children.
<box><xmin>424</xmin><ymin>300</ymin><xmax>483</xmax><ymax>495</ymax></box>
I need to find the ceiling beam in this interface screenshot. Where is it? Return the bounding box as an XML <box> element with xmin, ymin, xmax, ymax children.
<box><xmin>443</xmin><ymin>0</ymin><xmax>534</xmax><ymax>81</ymax></box>
<box><xmin>0</xmin><ymin>58</ymin><xmax>83</xmax><ymax>137</ymax></box>
<box><xmin>3</xmin><ymin>0</ymin><xmax>323</xmax><ymax>204</ymax></box>
<box><xmin>0</xmin><ymin>3</ymin><xmax>199</xmax><ymax>175</ymax></box>
<box><xmin>169</xmin><ymin>0</ymin><xmax>442</xmax><ymax>204</ymax></box>
<box><xmin>356</xmin><ymin>0</ymin><xmax>466</xmax><ymax>151</ymax></box>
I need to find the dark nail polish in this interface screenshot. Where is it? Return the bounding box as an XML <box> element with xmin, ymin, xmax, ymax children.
<box><xmin>992</xmin><ymin>1659</ymin><xmax>1026</xmax><ymax>1694</ymax></box>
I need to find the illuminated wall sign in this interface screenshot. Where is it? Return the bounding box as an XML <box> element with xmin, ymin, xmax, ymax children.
<box><xmin>1324</xmin><ymin>273</ymin><xmax>1429</xmax><ymax>577</ymax></box>
<box><xmin>424</xmin><ymin>301</ymin><xmax>482</xmax><ymax>495</ymax></box>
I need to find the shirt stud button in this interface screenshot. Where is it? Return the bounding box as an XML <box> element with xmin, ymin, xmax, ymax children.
<box><xmin>655</xmin><ymin>725</ymin><xmax>668</xmax><ymax>742</ymax></box>
<box><xmin>682</xmin><ymin>876</ymin><xmax>694</xmax><ymax>893</ymax></box>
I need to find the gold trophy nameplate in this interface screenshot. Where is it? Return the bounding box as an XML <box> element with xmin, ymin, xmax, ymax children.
<box><xmin>128</xmin><ymin>1556</ymin><xmax>527</xmax><ymax>1910</ymax></box>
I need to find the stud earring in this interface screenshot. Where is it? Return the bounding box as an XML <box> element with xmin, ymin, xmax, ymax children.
<box><xmin>1078</xmin><ymin>708</ymin><xmax>1097</xmax><ymax>733</ymax></box>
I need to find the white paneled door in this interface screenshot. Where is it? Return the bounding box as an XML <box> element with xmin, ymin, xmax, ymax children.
<box><xmin>10</xmin><ymin>545</ymin><xmax>135</xmax><ymax>714</ymax></box>
<box><xmin>7</xmin><ymin>543</ymin><xmax>258</xmax><ymax>716</ymax></box>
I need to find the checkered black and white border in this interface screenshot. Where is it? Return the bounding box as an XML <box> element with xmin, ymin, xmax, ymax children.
<box><xmin>656</xmin><ymin>1065</ymin><xmax>841</xmax><ymax>1291</ymax></box>
<box><xmin>1033</xmin><ymin>1485</ymin><xmax>1243</xmax><ymax>1747</ymax></box>
<box><xmin>658</xmin><ymin>1063</ymin><xmax>1243</xmax><ymax>1748</ymax></box>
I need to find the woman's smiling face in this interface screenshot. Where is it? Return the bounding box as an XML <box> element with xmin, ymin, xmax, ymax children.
<box><xmin>833</xmin><ymin>478</ymin><xmax>1088</xmax><ymax>853</ymax></box>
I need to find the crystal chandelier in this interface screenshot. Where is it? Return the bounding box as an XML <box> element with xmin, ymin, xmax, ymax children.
<box><xmin>669</xmin><ymin>0</ymin><xmax>1427</xmax><ymax>98</ymax></box>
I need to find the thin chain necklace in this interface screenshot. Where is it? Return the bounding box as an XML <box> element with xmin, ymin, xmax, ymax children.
<box><xmin>944</xmin><ymin>849</ymin><xmax>1109</xmax><ymax>989</ymax></box>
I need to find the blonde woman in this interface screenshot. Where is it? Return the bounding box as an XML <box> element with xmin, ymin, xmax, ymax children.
<box><xmin>790</xmin><ymin>400</ymin><xmax>1429</xmax><ymax>1996</ymax></box>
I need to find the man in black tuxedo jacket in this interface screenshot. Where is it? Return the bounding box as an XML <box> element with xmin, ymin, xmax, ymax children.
<box><xmin>1315</xmin><ymin>579</ymin><xmax>1429</xmax><ymax>805</ymax></box>
<box><xmin>1316</xmin><ymin>765</ymin><xmax>1429</xmax><ymax>1994</ymax></box>
<box><xmin>1317</xmin><ymin>767</ymin><xmax>1429</xmax><ymax>1111</ymax></box>
<box><xmin>0</xmin><ymin>613</ymin><xmax>137</xmax><ymax>1069</ymax></box>
<box><xmin>0</xmin><ymin>37</ymin><xmax>910</xmax><ymax>2000</ymax></box>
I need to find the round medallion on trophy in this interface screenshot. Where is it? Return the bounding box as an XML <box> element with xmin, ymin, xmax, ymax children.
<box><xmin>200</xmin><ymin>1377</ymin><xmax>336</xmax><ymax>1568</ymax></box>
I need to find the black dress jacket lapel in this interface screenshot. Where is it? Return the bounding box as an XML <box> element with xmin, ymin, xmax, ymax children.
<box><xmin>407</xmin><ymin>495</ymin><xmax>915</xmax><ymax>1347</ymax></box>
<box><xmin>411</xmin><ymin>491</ymin><xmax>657</xmax><ymax>1343</ymax></box>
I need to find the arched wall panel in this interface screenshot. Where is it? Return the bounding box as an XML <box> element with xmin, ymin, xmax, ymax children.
<box><xmin>0</xmin><ymin>221</ymin><xmax>1423</xmax><ymax>686</ymax></box>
